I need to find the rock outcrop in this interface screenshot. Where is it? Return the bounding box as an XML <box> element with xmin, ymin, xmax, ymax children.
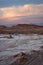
<box><xmin>0</xmin><ymin>24</ymin><xmax>43</xmax><ymax>34</ymax></box>
<box><xmin>11</xmin><ymin>50</ymin><xmax>43</xmax><ymax>65</ymax></box>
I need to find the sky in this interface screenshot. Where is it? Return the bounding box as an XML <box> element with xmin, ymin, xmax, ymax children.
<box><xmin>0</xmin><ymin>0</ymin><xmax>43</xmax><ymax>26</ymax></box>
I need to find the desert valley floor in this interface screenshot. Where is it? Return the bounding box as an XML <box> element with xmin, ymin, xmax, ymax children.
<box><xmin>0</xmin><ymin>34</ymin><xmax>43</xmax><ymax>65</ymax></box>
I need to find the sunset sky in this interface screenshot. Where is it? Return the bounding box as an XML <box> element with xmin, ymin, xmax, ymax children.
<box><xmin>0</xmin><ymin>0</ymin><xmax>43</xmax><ymax>26</ymax></box>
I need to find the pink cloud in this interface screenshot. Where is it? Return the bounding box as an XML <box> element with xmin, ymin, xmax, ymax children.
<box><xmin>0</xmin><ymin>4</ymin><xmax>43</xmax><ymax>25</ymax></box>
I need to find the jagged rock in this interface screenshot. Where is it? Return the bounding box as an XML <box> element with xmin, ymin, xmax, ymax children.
<box><xmin>11</xmin><ymin>51</ymin><xmax>43</xmax><ymax>65</ymax></box>
<box><xmin>40</xmin><ymin>46</ymin><xmax>43</xmax><ymax>49</ymax></box>
<box><xmin>14</xmin><ymin>52</ymin><xmax>27</xmax><ymax>63</ymax></box>
<box><xmin>11</xmin><ymin>52</ymin><xmax>28</xmax><ymax>65</ymax></box>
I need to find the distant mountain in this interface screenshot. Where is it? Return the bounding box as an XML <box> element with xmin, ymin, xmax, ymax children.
<box><xmin>0</xmin><ymin>22</ymin><xmax>43</xmax><ymax>27</ymax></box>
<box><xmin>0</xmin><ymin>24</ymin><xmax>43</xmax><ymax>34</ymax></box>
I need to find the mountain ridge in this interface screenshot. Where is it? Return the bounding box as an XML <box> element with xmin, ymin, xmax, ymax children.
<box><xmin>0</xmin><ymin>24</ymin><xmax>43</xmax><ymax>34</ymax></box>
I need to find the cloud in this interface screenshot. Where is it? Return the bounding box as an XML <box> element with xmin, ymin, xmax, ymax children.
<box><xmin>0</xmin><ymin>4</ymin><xmax>43</xmax><ymax>19</ymax></box>
<box><xmin>0</xmin><ymin>5</ymin><xmax>32</xmax><ymax>19</ymax></box>
<box><xmin>0</xmin><ymin>16</ymin><xmax>43</xmax><ymax>25</ymax></box>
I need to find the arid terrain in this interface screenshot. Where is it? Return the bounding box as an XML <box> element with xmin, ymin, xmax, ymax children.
<box><xmin>0</xmin><ymin>24</ymin><xmax>43</xmax><ymax>34</ymax></box>
<box><xmin>0</xmin><ymin>0</ymin><xmax>43</xmax><ymax>64</ymax></box>
<box><xmin>0</xmin><ymin>24</ymin><xmax>43</xmax><ymax>65</ymax></box>
<box><xmin>0</xmin><ymin>34</ymin><xmax>43</xmax><ymax>65</ymax></box>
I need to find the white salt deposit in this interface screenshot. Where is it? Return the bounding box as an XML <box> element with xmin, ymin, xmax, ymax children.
<box><xmin>0</xmin><ymin>34</ymin><xmax>43</xmax><ymax>57</ymax></box>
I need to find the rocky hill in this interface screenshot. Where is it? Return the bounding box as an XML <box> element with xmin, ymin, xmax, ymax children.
<box><xmin>0</xmin><ymin>24</ymin><xmax>43</xmax><ymax>34</ymax></box>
